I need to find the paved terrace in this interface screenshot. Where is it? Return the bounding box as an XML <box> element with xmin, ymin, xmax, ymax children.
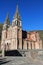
<box><xmin>0</xmin><ymin>56</ymin><xmax>43</xmax><ymax>65</ymax></box>
<box><xmin>0</xmin><ymin>49</ymin><xmax>43</xmax><ymax>65</ymax></box>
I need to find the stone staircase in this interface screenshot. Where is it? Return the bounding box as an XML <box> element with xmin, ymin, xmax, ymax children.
<box><xmin>4</xmin><ymin>49</ymin><xmax>43</xmax><ymax>60</ymax></box>
<box><xmin>18</xmin><ymin>49</ymin><xmax>43</xmax><ymax>59</ymax></box>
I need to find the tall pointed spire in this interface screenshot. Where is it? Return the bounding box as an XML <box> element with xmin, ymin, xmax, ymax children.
<box><xmin>4</xmin><ymin>14</ymin><xmax>10</xmax><ymax>25</ymax></box>
<box><xmin>12</xmin><ymin>5</ymin><xmax>22</xmax><ymax>27</ymax></box>
<box><xmin>3</xmin><ymin>14</ymin><xmax>10</xmax><ymax>30</ymax></box>
<box><xmin>14</xmin><ymin>5</ymin><xmax>20</xmax><ymax>19</ymax></box>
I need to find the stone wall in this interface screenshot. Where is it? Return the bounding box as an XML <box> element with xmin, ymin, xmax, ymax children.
<box><xmin>18</xmin><ymin>49</ymin><xmax>43</xmax><ymax>59</ymax></box>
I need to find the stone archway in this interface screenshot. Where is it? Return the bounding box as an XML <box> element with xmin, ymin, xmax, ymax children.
<box><xmin>5</xmin><ymin>43</ymin><xmax>10</xmax><ymax>51</ymax></box>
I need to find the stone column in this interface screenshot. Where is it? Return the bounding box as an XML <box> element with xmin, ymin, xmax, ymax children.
<box><xmin>2</xmin><ymin>43</ymin><xmax>5</xmax><ymax>58</ymax></box>
<box><xmin>19</xmin><ymin>39</ymin><xmax>22</xmax><ymax>49</ymax></box>
<box><xmin>31</xmin><ymin>42</ymin><xmax>35</xmax><ymax>49</ymax></box>
<box><xmin>39</xmin><ymin>40</ymin><xmax>42</xmax><ymax>49</ymax></box>
<box><xmin>24</xmin><ymin>40</ymin><xmax>27</xmax><ymax>49</ymax></box>
<box><xmin>31</xmin><ymin>42</ymin><xmax>32</xmax><ymax>49</ymax></box>
<box><xmin>2</xmin><ymin>47</ymin><xmax>4</xmax><ymax>57</ymax></box>
<box><xmin>29</xmin><ymin>42</ymin><xmax>31</xmax><ymax>49</ymax></box>
<box><xmin>22</xmin><ymin>40</ymin><xmax>24</xmax><ymax>49</ymax></box>
<box><xmin>27</xmin><ymin>42</ymin><xmax>28</xmax><ymax>50</ymax></box>
<box><xmin>34</xmin><ymin>42</ymin><xmax>35</xmax><ymax>49</ymax></box>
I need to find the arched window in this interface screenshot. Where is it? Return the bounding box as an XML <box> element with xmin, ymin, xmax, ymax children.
<box><xmin>7</xmin><ymin>43</ymin><xmax>9</xmax><ymax>50</ymax></box>
<box><xmin>18</xmin><ymin>22</ymin><xmax>20</xmax><ymax>26</ymax></box>
<box><xmin>15</xmin><ymin>21</ymin><xmax>17</xmax><ymax>25</ymax></box>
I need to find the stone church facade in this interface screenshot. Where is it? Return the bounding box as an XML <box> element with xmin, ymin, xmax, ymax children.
<box><xmin>1</xmin><ymin>6</ymin><xmax>42</xmax><ymax>51</ymax></box>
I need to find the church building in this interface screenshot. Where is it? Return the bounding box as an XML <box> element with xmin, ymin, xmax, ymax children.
<box><xmin>1</xmin><ymin>5</ymin><xmax>42</xmax><ymax>52</ymax></box>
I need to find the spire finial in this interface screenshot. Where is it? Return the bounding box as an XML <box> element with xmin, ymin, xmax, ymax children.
<box><xmin>13</xmin><ymin>5</ymin><xmax>20</xmax><ymax>19</ymax></box>
<box><xmin>4</xmin><ymin>13</ymin><xmax>10</xmax><ymax>25</ymax></box>
<box><xmin>6</xmin><ymin>13</ymin><xmax>9</xmax><ymax>20</ymax></box>
<box><xmin>16</xmin><ymin>4</ymin><xmax>18</xmax><ymax>13</ymax></box>
<box><xmin>3</xmin><ymin>13</ymin><xmax>10</xmax><ymax>30</ymax></box>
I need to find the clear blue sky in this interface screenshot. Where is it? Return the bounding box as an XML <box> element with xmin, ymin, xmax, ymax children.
<box><xmin>0</xmin><ymin>0</ymin><xmax>43</xmax><ymax>31</ymax></box>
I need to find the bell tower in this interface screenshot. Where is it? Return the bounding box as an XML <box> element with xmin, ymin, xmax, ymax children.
<box><xmin>12</xmin><ymin>5</ymin><xmax>22</xmax><ymax>27</ymax></box>
<box><xmin>12</xmin><ymin>5</ymin><xmax>22</xmax><ymax>49</ymax></box>
<box><xmin>1</xmin><ymin>14</ymin><xmax>10</xmax><ymax>57</ymax></box>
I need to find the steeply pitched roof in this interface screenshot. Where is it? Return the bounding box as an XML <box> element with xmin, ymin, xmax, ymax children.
<box><xmin>4</xmin><ymin>14</ymin><xmax>10</xmax><ymax>25</ymax></box>
<box><xmin>13</xmin><ymin>5</ymin><xmax>21</xmax><ymax>20</ymax></box>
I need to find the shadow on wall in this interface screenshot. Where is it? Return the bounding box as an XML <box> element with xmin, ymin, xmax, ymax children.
<box><xmin>0</xmin><ymin>58</ymin><xmax>11</xmax><ymax>65</ymax></box>
<box><xmin>5</xmin><ymin>50</ymin><xmax>22</xmax><ymax>56</ymax></box>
